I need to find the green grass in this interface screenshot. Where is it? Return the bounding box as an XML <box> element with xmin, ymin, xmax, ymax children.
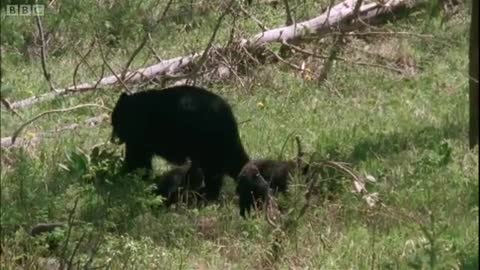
<box><xmin>1</xmin><ymin>1</ymin><xmax>478</xmax><ymax>269</ymax></box>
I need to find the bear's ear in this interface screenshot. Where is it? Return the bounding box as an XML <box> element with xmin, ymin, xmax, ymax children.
<box><xmin>120</xmin><ymin>92</ymin><xmax>129</xmax><ymax>99</ymax></box>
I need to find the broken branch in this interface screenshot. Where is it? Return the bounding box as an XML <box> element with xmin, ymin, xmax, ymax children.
<box><xmin>34</xmin><ymin>6</ymin><xmax>56</xmax><ymax>92</ymax></box>
<box><xmin>1</xmin><ymin>115</ymin><xmax>108</xmax><ymax>149</ymax></box>
<box><xmin>10</xmin><ymin>104</ymin><xmax>111</xmax><ymax>146</ymax></box>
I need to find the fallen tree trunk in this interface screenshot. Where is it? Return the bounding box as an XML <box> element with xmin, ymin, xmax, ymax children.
<box><xmin>9</xmin><ymin>54</ymin><xmax>200</xmax><ymax>109</ymax></box>
<box><xmin>9</xmin><ymin>0</ymin><xmax>422</xmax><ymax>110</ymax></box>
<box><xmin>241</xmin><ymin>0</ymin><xmax>418</xmax><ymax>46</ymax></box>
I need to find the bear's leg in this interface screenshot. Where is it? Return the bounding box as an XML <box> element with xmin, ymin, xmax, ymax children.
<box><xmin>124</xmin><ymin>143</ymin><xmax>153</xmax><ymax>175</ymax></box>
<box><xmin>201</xmin><ymin>170</ymin><xmax>224</xmax><ymax>201</ymax></box>
<box><xmin>184</xmin><ymin>163</ymin><xmax>204</xmax><ymax>190</ymax></box>
<box><xmin>238</xmin><ymin>192</ymin><xmax>253</xmax><ymax>218</ymax></box>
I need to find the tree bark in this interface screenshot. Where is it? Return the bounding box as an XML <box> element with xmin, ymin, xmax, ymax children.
<box><xmin>469</xmin><ymin>0</ymin><xmax>479</xmax><ymax>149</ymax></box>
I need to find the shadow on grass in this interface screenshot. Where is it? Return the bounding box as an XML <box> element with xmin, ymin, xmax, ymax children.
<box><xmin>350</xmin><ymin>121</ymin><xmax>466</xmax><ymax>162</ymax></box>
<box><xmin>462</xmin><ymin>253</ymin><xmax>479</xmax><ymax>270</ymax></box>
<box><xmin>320</xmin><ymin>121</ymin><xmax>467</xmax><ymax>163</ymax></box>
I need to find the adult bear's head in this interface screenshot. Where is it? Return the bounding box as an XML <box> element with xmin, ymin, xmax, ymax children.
<box><xmin>110</xmin><ymin>92</ymin><xmax>130</xmax><ymax>144</ymax></box>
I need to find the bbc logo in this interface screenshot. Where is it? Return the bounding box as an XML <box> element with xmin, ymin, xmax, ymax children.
<box><xmin>5</xmin><ymin>5</ymin><xmax>45</xmax><ymax>16</ymax></box>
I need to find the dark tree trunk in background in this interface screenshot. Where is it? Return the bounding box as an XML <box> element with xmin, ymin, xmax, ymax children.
<box><xmin>469</xmin><ymin>0</ymin><xmax>479</xmax><ymax>149</ymax></box>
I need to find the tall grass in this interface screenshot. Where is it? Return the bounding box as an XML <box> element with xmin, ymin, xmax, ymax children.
<box><xmin>1</xmin><ymin>1</ymin><xmax>478</xmax><ymax>269</ymax></box>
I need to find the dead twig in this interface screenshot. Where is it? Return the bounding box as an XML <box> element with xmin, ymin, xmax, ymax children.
<box><xmin>265</xmin><ymin>47</ymin><xmax>315</xmax><ymax>75</ymax></box>
<box><xmin>48</xmin><ymin>0</ymin><xmax>57</xmax><ymax>8</ymax></box>
<box><xmin>120</xmin><ymin>33</ymin><xmax>149</xmax><ymax>81</ymax></box>
<box><xmin>66</xmin><ymin>231</ymin><xmax>86</xmax><ymax>269</ymax></box>
<box><xmin>238</xmin><ymin>118</ymin><xmax>252</xmax><ymax>125</ymax></box>
<box><xmin>98</xmin><ymin>42</ymin><xmax>132</xmax><ymax>93</ymax></box>
<box><xmin>322</xmin><ymin>161</ymin><xmax>365</xmax><ymax>191</ymax></box>
<box><xmin>279</xmin><ymin>0</ymin><xmax>295</xmax><ymax>57</ymax></box>
<box><xmin>81</xmin><ymin>234</ymin><xmax>103</xmax><ymax>270</ymax></box>
<box><xmin>352</xmin><ymin>0</ymin><xmax>364</xmax><ymax>19</ymax></box>
<box><xmin>265</xmin><ymin>194</ymin><xmax>280</xmax><ymax>227</ymax></box>
<box><xmin>45</xmin><ymin>115</ymin><xmax>107</xmax><ymax>135</ymax></box>
<box><xmin>212</xmin><ymin>49</ymin><xmax>245</xmax><ymax>87</ymax></box>
<box><xmin>72</xmin><ymin>40</ymin><xmax>96</xmax><ymax>90</ymax></box>
<box><xmin>128</xmin><ymin>0</ymin><xmax>235</xmax><ymax>84</ymax></box>
<box><xmin>120</xmin><ymin>30</ymin><xmax>150</xmax><ymax>81</ymax></box>
<box><xmin>318</xmin><ymin>34</ymin><xmax>344</xmax><ymax>82</ymax></box>
<box><xmin>227</xmin><ymin>9</ymin><xmax>237</xmax><ymax>47</ymax></box>
<box><xmin>282</xmin><ymin>41</ymin><xmax>406</xmax><ymax>74</ymax></box>
<box><xmin>1</xmin><ymin>115</ymin><xmax>108</xmax><ymax>149</ymax></box>
<box><xmin>159</xmin><ymin>0</ymin><xmax>174</xmax><ymax>19</ymax></box>
<box><xmin>71</xmin><ymin>47</ymin><xmax>107</xmax><ymax>93</ymax></box>
<box><xmin>294</xmin><ymin>135</ymin><xmax>305</xmax><ymax>163</ymax></box>
<box><xmin>282</xmin><ymin>0</ymin><xmax>294</xmax><ymax>26</ymax></box>
<box><xmin>320</xmin><ymin>0</ymin><xmax>336</xmax><ymax>29</ymax></box>
<box><xmin>10</xmin><ymin>104</ymin><xmax>111</xmax><ymax>145</ymax></box>
<box><xmin>92</xmin><ymin>63</ymin><xmax>107</xmax><ymax>90</ymax></box>
<box><xmin>333</xmin><ymin>31</ymin><xmax>435</xmax><ymax>39</ymax></box>
<box><xmin>240</xmin><ymin>45</ymin><xmax>263</xmax><ymax>66</ymax></box>
<box><xmin>34</xmin><ymin>3</ymin><xmax>56</xmax><ymax>93</ymax></box>
<box><xmin>336</xmin><ymin>57</ymin><xmax>405</xmax><ymax>74</ymax></box>
<box><xmin>1</xmin><ymin>97</ymin><xmax>23</xmax><ymax>119</ymax></box>
<box><xmin>238</xmin><ymin>4</ymin><xmax>268</xmax><ymax>31</ymax></box>
<box><xmin>147</xmin><ymin>48</ymin><xmax>163</xmax><ymax>63</ymax></box>
<box><xmin>183</xmin><ymin>0</ymin><xmax>237</xmax><ymax>80</ymax></box>
<box><xmin>296</xmin><ymin>163</ymin><xmax>322</xmax><ymax>221</ymax></box>
<box><xmin>59</xmin><ymin>197</ymin><xmax>80</xmax><ymax>270</ymax></box>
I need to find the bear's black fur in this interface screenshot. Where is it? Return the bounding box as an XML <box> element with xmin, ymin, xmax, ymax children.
<box><xmin>153</xmin><ymin>161</ymin><xmax>205</xmax><ymax>206</ymax></box>
<box><xmin>111</xmin><ymin>85</ymin><xmax>250</xmax><ymax>201</ymax></box>
<box><xmin>252</xmin><ymin>136</ymin><xmax>310</xmax><ymax>194</ymax></box>
<box><xmin>236</xmin><ymin>161</ymin><xmax>270</xmax><ymax>218</ymax></box>
<box><xmin>253</xmin><ymin>158</ymin><xmax>310</xmax><ymax>194</ymax></box>
<box><xmin>252</xmin><ymin>159</ymin><xmax>295</xmax><ymax>194</ymax></box>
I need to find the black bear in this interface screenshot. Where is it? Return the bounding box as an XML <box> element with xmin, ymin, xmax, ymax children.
<box><xmin>252</xmin><ymin>159</ymin><xmax>296</xmax><ymax>194</ymax></box>
<box><xmin>252</xmin><ymin>159</ymin><xmax>310</xmax><ymax>194</ymax></box>
<box><xmin>252</xmin><ymin>136</ymin><xmax>310</xmax><ymax>194</ymax></box>
<box><xmin>153</xmin><ymin>160</ymin><xmax>205</xmax><ymax>206</ymax></box>
<box><xmin>236</xmin><ymin>161</ymin><xmax>271</xmax><ymax>218</ymax></box>
<box><xmin>110</xmin><ymin>85</ymin><xmax>250</xmax><ymax>202</ymax></box>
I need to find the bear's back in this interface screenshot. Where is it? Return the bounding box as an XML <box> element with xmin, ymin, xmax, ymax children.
<box><xmin>128</xmin><ymin>85</ymin><xmax>227</xmax><ymax>109</ymax></box>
